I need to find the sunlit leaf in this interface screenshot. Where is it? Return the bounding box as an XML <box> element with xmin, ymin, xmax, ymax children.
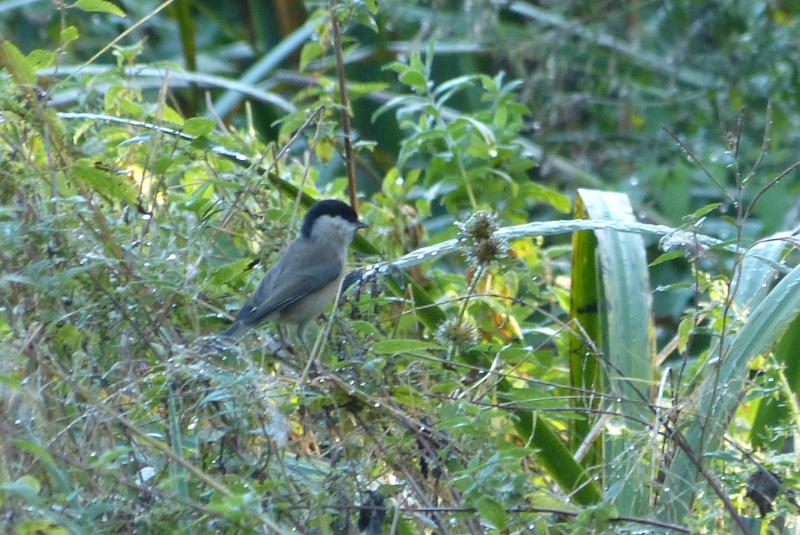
<box><xmin>75</xmin><ymin>0</ymin><xmax>125</xmax><ymax>17</ymax></box>
<box><xmin>182</xmin><ymin>117</ymin><xmax>215</xmax><ymax>138</ymax></box>
<box><xmin>72</xmin><ymin>159</ymin><xmax>138</xmax><ymax>204</ymax></box>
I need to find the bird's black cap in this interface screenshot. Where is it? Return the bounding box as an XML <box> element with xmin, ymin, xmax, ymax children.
<box><xmin>300</xmin><ymin>199</ymin><xmax>365</xmax><ymax>238</ymax></box>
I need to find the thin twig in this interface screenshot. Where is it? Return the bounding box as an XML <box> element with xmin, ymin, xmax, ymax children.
<box><xmin>329</xmin><ymin>0</ymin><xmax>358</xmax><ymax>210</ymax></box>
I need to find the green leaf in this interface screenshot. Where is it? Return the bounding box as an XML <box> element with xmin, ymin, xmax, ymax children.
<box><xmin>658</xmin><ymin>261</ymin><xmax>800</xmax><ymax>523</ymax></box>
<box><xmin>116</xmin><ymin>96</ymin><xmax>143</xmax><ymax>117</ymax></box>
<box><xmin>182</xmin><ymin>117</ymin><xmax>215</xmax><ymax>138</ymax></box>
<box><xmin>677</xmin><ymin>315</ymin><xmax>693</xmax><ymax>354</ymax></box>
<box><xmin>88</xmin><ymin>446</ymin><xmax>133</xmax><ymax>469</ymax></box>
<box><xmin>399</xmin><ymin>69</ymin><xmax>429</xmax><ymax>93</ymax></box>
<box><xmin>60</xmin><ymin>26</ymin><xmax>80</xmax><ymax>44</ymax></box>
<box><xmin>172</xmin><ymin>0</ymin><xmax>196</xmax><ymax>73</ymax></box>
<box><xmin>211</xmin><ymin>258</ymin><xmax>253</xmax><ymax>285</ymax></box>
<box><xmin>476</xmin><ymin>496</ymin><xmax>507</xmax><ymax>530</ymax></box>
<box><xmin>72</xmin><ymin>159</ymin><xmax>139</xmax><ymax>205</ymax></box>
<box><xmin>574</xmin><ymin>502</ymin><xmax>618</xmax><ymax>533</ymax></box>
<box><xmin>346</xmin><ymin>81</ymin><xmax>388</xmax><ymax>99</ymax></box>
<box><xmin>506</xmin><ymin>403</ymin><xmax>601</xmax><ymax>505</ymax></box>
<box><xmin>434</xmin><ymin>74</ymin><xmax>480</xmax><ymax>97</ymax></box>
<box><xmin>390</xmin><ymin>385</ymin><xmax>428</xmax><ymax>408</ymax></box>
<box><xmin>26</xmin><ymin>49</ymin><xmax>55</xmax><ymax>72</ymax></box>
<box><xmin>750</xmin><ymin>314</ymin><xmax>800</xmax><ymax>450</ymax></box>
<box><xmin>11</xmin><ymin>438</ymin><xmax>70</xmax><ymax>493</ymax></box>
<box><xmin>74</xmin><ymin>0</ymin><xmax>125</xmax><ymax>17</ymax></box>
<box><xmin>154</xmin><ymin>155</ymin><xmax>174</xmax><ymax>174</ymax></box>
<box><xmin>572</xmin><ymin>189</ymin><xmax>655</xmax><ymax>518</ymax></box>
<box><xmin>12</xmin><ymin>439</ymin><xmax>57</xmax><ymax>469</ymax></box>
<box><xmin>1</xmin><ymin>41</ymin><xmax>35</xmax><ymax>85</ymax></box>
<box><xmin>160</xmin><ymin>106</ymin><xmax>185</xmax><ymax>125</ymax></box>
<box><xmin>1</xmin><ymin>475</ymin><xmax>40</xmax><ymax>502</ymax></box>
<box><xmin>16</xmin><ymin>519</ymin><xmax>68</xmax><ymax>535</ymax></box>
<box><xmin>299</xmin><ymin>42</ymin><xmax>322</xmax><ymax>71</ymax></box>
<box><xmin>649</xmin><ymin>250</ymin><xmax>686</xmax><ymax>267</ymax></box>
<box><xmin>688</xmin><ymin>202</ymin><xmax>722</xmax><ymax>220</ymax></box>
<box><xmin>314</xmin><ymin>138</ymin><xmax>335</xmax><ymax>162</ymax></box>
<box><xmin>526</xmin><ymin>182</ymin><xmax>571</xmax><ymax>213</ymax></box>
<box><xmin>495</xmin><ymin>104</ymin><xmax>507</xmax><ymax>128</ymax></box>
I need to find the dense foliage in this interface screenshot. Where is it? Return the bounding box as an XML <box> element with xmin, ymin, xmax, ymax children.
<box><xmin>2</xmin><ymin>1</ymin><xmax>800</xmax><ymax>534</ymax></box>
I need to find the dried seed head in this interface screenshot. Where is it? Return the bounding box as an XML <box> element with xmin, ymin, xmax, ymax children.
<box><xmin>435</xmin><ymin>318</ymin><xmax>479</xmax><ymax>350</ymax></box>
<box><xmin>455</xmin><ymin>210</ymin><xmax>509</xmax><ymax>268</ymax></box>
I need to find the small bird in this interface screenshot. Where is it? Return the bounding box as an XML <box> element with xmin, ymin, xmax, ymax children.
<box><xmin>219</xmin><ymin>199</ymin><xmax>367</xmax><ymax>343</ymax></box>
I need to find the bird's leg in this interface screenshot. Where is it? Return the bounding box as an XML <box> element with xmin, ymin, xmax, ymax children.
<box><xmin>276</xmin><ymin>324</ymin><xmax>294</xmax><ymax>352</ymax></box>
<box><xmin>296</xmin><ymin>323</ymin><xmax>312</xmax><ymax>356</ymax></box>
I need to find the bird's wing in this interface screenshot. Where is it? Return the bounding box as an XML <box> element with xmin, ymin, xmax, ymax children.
<box><xmin>234</xmin><ymin>240</ymin><xmax>342</xmax><ymax>327</ymax></box>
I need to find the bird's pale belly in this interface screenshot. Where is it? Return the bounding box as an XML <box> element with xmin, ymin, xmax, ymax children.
<box><xmin>275</xmin><ymin>276</ymin><xmax>343</xmax><ymax>324</ymax></box>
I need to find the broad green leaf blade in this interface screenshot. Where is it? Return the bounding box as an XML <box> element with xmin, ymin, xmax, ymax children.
<box><xmin>209</xmin><ymin>18</ymin><xmax>317</xmax><ymax>119</ymax></box>
<box><xmin>578</xmin><ymin>190</ymin><xmax>655</xmax><ymax>404</ymax></box>
<box><xmin>750</xmin><ymin>315</ymin><xmax>800</xmax><ymax>450</ymax></box>
<box><xmin>737</xmin><ymin>234</ymin><xmax>796</xmax><ymax>450</ymax></box>
<box><xmin>505</xmin><ymin>400</ymin><xmax>602</xmax><ymax>505</ymax></box>
<box><xmin>172</xmin><ymin>0</ymin><xmax>196</xmax><ymax>75</ymax></box>
<box><xmin>731</xmin><ymin>234</ymin><xmax>790</xmax><ymax>311</ymax></box>
<box><xmin>658</xmin><ymin>234</ymin><xmax>790</xmax><ymax>521</ymax></box>
<box><xmin>569</xmin><ymin>198</ymin><xmax>601</xmax><ymax>460</ymax></box>
<box><xmin>574</xmin><ymin>189</ymin><xmax>656</xmax><ymax>518</ymax></box>
<box><xmin>658</xmin><ymin>261</ymin><xmax>800</xmax><ymax>524</ymax></box>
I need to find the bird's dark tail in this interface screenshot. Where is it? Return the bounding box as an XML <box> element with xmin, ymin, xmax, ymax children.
<box><xmin>193</xmin><ymin>322</ymin><xmax>247</xmax><ymax>354</ymax></box>
<box><xmin>219</xmin><ymin>321</ymin><xmax>247</xmax><ymax>341</ymax></box>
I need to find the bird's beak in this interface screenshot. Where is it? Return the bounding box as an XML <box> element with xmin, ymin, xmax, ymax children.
<box><xmin>356</xmin><ymin>221</ymin><xmax>369</xmax><ymax>230</ymax></box>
